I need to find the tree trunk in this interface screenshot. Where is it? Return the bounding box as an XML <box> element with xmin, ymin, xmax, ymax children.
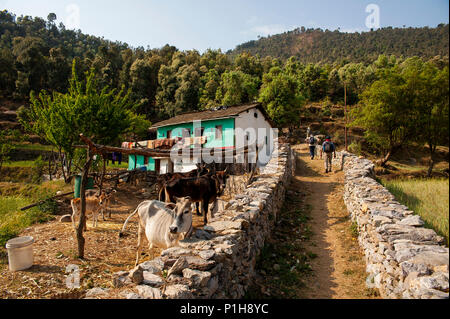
<box><xmin>427</xmin><ymin>145</ymin><xmax>436</xmax><ymax>178</ymax></box>
<box><xmin>75</xmin><ymin>149</ymin><xmax>94</xmax><ymax>259</ymax></box>
<box><xmin>379</xmin><ymin>150</ymin><xmax>392</xmax><ymax>167</ymax></box>
<box><xmin>59</xmin><ymin>150</ymin><xmax>68</xmax><ymax>183</ymax></box>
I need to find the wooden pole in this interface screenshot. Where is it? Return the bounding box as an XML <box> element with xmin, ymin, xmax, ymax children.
<box><xmin>75</xmin><ymin>137</ymin><xmax>94</xmax><ymax>259</ymax></box>
<box><xmin>76</xmin><ymin>134</ymin><xmax>253</xmax><ymax>159</ymax></box>
<box><xmin>20</xmin><ymin>191</ymin><xmax>74</xmax><ymax>211</ymax></box>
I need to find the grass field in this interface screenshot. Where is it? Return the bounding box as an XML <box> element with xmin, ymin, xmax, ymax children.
<box><xmin>0</xmin><ymin>197</ymin><xmax>53</xmax><ymax>247</ymax></box>
<box><xmin>0</xmin><ymin>180</ymin><xmax>71</xmax><ymax>246</ymax></box>
<box><xmin>382</xmin><ymin>178</ymin><xmax>449</xmax><ymax>245</ymax></box>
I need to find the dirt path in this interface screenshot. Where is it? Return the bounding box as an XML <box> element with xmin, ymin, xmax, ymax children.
<box><xmin>247</xmin><ymin>144</ymin><xmax>378</xmax><ymax>299</ymax></box>
<box><xmin>294</xmin><ymin>144</ymin><xmax>378</xmax><ymax>299</ymax></box>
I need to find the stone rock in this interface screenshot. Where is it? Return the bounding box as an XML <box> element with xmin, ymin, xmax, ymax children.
<box><xmin>204</xmin><ymin>220</ymin><xmax>243</xmax><ymax>232</ymax></box>
<box><xmin>400</xmin><ymin>261</ymin><xmax>432</xmax><ymax>278</ymax></box>
<box><xmin>113</xmin><ymin>271</ymin><xmax>132</xmax><ymax>288</ymax></box>
<box><xmin>126</xmin><ymin>293</ymin><xmax>143</xmax><ymax>299</ymax></box>
<box><xmin>194</xmin><ymin>229</ymin><xmax>213</xmax><ymax>240</ymax></box>
<box><xmin>85</xmin><ymin>287</ymin><xmax>109</xmax><ymax>298</ymax></box>
<box><xmin>184</xmin><ymin>255</ymin><xmax>216</xmax><ymax>271</ymax></box>
<box><xmin>198</xmin><ymin>250</ymin><xmax>215</xmax><ymax>260</ymax></box>
<box><xmin>398</xmin><ymin>215</ymin><xmax>425</xmax><ymax>227</ymax></box>
<box><xmin>182</xmin><ymin>268</ymin><xmax>211</xmax><ymax>287</ymax></box>
<box><xmin>372</xmin><ymin>215</ymin><xmax>393</xmax><ymax>227</ymax></box>
<box><xmin>161</xmin><ymin>247</ymin><xmax>192</xmax><ymax>258</ymax></box>
<box><xmin>167</xmin><ymin>256</ymin><xmax>189</xmax><ymax>277</ymax></box>
<box><xmin>411</xmin><ymin>272</ymin><xmax>449</xmax><ymax>291</ymax></box>
<box><xmin>136</xmin><ymin>285</ymin><xmax>162</xmax><ymax>299</ymax></box>
<box><xmin>164</xmin><ymin>284</ymin><xmax>193</xmax><ymax>299</ymax></box>
<box><xmin>129</xmin><ymin>265</ymin><xmax>144</xmax><ymax>284</ymax></box>
<box><xmin>59</xmin><ymin>214</ymin><xmax>72</xmax><ymax>223</ymax></box>
<box><xmin>273</xmin><ymin>264</ymin><xmax>280</xmax><ymax>271</ymax></box>
<box><xmin>139</xmin><ymin>259</ymin><xmax>164</xmax><ymax>274</ymax></box>
<box><xmin>142</xmin><ymin>272</ymin><xmax>164</xmax><ymax>287</ymax></box>
<box><xmin>207</xmin><ymin>276</ymin><xmax>219</xmax><ymax>297</ymax></box>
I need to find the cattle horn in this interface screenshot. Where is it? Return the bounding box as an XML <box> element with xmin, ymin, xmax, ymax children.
<box><xmin>165</xmin><ymin>202</ymin><xmax>176</xmax><ymax>210</ymax></box>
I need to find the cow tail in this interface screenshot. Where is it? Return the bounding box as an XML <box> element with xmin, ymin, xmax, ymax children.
<box><xmin>119</xmin><ymin>201</ymin><xmax>149</xmax><ymax>237</ymax></box>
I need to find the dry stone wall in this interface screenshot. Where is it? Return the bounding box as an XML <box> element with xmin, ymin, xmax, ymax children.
<box><xmin>108</xmin><ymin>142</ymin><xmax>295</xmax><ymax>299</ymax></box>
<box><xmin>339</xmin><ymin>152</ymin><xmax>449</xmax><ymax>299</ymax></box>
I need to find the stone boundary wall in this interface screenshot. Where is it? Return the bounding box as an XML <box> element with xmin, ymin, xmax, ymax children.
<box><xmin>108</xmin><ymin>142</ymin><xmax>295</xmax><ymax>299</ymax></box>
<box><xmin>338</xmin><ymin>151</ymin><xmax>449</xmax><ymax>299</ymax></box>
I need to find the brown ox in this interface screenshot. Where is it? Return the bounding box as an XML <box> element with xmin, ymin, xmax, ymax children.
<box><xmin>157</xmin><ymin>164</ymin><xmax>209</xmax><ymax>215</ymax></box>
<box><xmin>162</xmin><ymin>169</ymin><xmax>229</xmax><ymax>225</ymax></box>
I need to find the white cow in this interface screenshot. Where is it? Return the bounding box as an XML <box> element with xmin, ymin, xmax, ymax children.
<box><xmin>119</xmin><ymin>197</ymin><xmax>193</xmax><ymax>266</ymax></box>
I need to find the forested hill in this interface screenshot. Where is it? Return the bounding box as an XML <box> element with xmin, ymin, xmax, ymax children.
<box><xmin>230</xmin><ymin>25</ymin><xmax>449</xmax><ymax>63</ymax></box>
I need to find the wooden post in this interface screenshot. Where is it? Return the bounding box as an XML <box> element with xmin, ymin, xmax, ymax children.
<box><xmin>75</xmin><ymin>136</ymin><xmax>94</xmax><ymax>259</ymax></box>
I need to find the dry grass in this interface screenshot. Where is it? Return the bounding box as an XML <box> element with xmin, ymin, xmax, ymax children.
<box><xmin>0</xmin><ymin>178</ymin><xmax>237</xmax><ymax>299</ymax></box>
<box><xmin>382</xmin><ymin>178</ymin><xmax>449</xmax><ymax>245</ymax></box>
<box><xmin>0</xmin><ymin>184</ymin><xmax>154</xmax><ymax>299</ymax></box>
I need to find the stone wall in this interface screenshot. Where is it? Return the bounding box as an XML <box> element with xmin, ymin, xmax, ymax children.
<box><xmin>110</xmin><ymin>142</ymin><xmax>295</xmax><ymax>299</ymax></box>
<box><xmin>339</xmin><ymin>152</ymin><xmax>449</xmax><ymax>299</ymax></box>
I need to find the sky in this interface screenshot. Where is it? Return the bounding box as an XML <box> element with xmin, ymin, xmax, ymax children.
<box><xmin>1</xmin><ymin>0</ymin><xmax>449</xmax><ymax>52</ymax></box>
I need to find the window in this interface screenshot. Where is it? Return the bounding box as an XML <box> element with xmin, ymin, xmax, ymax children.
<box><xmin>215</xmin><ymin>125</ymin><xmax>223</xmax><ymax>140</ymax></box>
<box><xmin>182</xmin><ymin>128</ymin><xmax>191</xmax><ymax>138</ymax></box>
<box><xmin>254</xmin><ymin>112</ymin><xmax>258</xmax><ymax>118</ymax></box>
<box><xmin>194</xmin><ymin>127</ymin><xmax>205</xmax><ymax>137</ymax></box>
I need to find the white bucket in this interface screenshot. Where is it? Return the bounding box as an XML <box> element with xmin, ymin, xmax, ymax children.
<box><xmin>6</xmin><ymin>236</ymin><xmax>35</xmax><ymax>271</ymax></box>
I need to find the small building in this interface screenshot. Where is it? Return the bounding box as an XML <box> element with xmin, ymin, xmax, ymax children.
<box><xmin>125</xmin><ymin>103</ymin><xmax>276</xmax><ymax>174</ymax></box>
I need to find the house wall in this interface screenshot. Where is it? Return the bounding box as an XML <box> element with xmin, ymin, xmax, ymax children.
<box><xmin>234</xmin><ymin>107</ymin><xmax>275</xmax><ymax>166</ymax></box>
<box><xmin>128</xmin><ymin>155</ymin><xmax>155</xmax><ymax>171</ymax></box>
<box><xmin>127</xmin><ymin>108</ymin><xmax>274</xmax><ymax>173</ymax></box>
<box><xmin>156</xmin><ymin>118</ymin><xmax>235</xmax><ymax>173</ymax></box>
<box><xmin>156</xmin><ymin>118</ymin><xmax>235</xmax><ymax>149</ymax></box>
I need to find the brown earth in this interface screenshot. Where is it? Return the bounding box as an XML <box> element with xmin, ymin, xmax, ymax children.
<box><xmin>0</xmin><ymin>183</ymin><xmax>209</xmax><ymax>299</ymax></box>
<box><xmin>293</xmin><ymin>144</ymin><xmax>378</xmax><ymax>299</ymax></box>
<box><xmin>247</xmin><ymin>144</ymin><xmax>378</xmax><ymax>299</ymax></box>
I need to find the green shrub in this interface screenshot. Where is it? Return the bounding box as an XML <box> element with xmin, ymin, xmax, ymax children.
<box><xmin>32</xmin><ymin>155</ymin><xmax>46</xmax><ymax>184</ymax></box>
<box><xmin>348</xmin><ymin>141</ymin><xmax>362</xmax><ymax>155</ymax></box>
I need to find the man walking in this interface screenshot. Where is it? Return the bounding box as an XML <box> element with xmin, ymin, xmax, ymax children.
<box><xmin>306</xmin><ymin>134</ymin><xmax>317</xmax><ymax>160</ymax></box>
<box><xmin>320</xmin><ymin>136</ymin><xmax>336</xmax><ymax>173</ymax></box>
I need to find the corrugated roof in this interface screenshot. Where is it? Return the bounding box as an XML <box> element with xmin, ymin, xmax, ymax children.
<box><xmin>150</xmin><ymin>103</ymin><xmax>273</xmax><ymax>129</ymax></box>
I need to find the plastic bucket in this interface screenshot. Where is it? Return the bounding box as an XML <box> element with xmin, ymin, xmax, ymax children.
<box><xmin>74</xmin><ymin>175</ymin><xmax>95</xmax><ymax>198</ymax></box>
<box><xmin>6</xmin><ymin>236</ymin><xmax>35</xmax><ymax>271</ymax></box>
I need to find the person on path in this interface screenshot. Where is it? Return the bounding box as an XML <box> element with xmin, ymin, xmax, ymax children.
<box><xmin>306</xmin><ymin>134</ymin><xmax>317</xmax><ymax>160</ymax></box>
<box><xmin>320</xmin><ymin>136</ymin><xmax>336</xmax><ymax>173</ymax></box>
